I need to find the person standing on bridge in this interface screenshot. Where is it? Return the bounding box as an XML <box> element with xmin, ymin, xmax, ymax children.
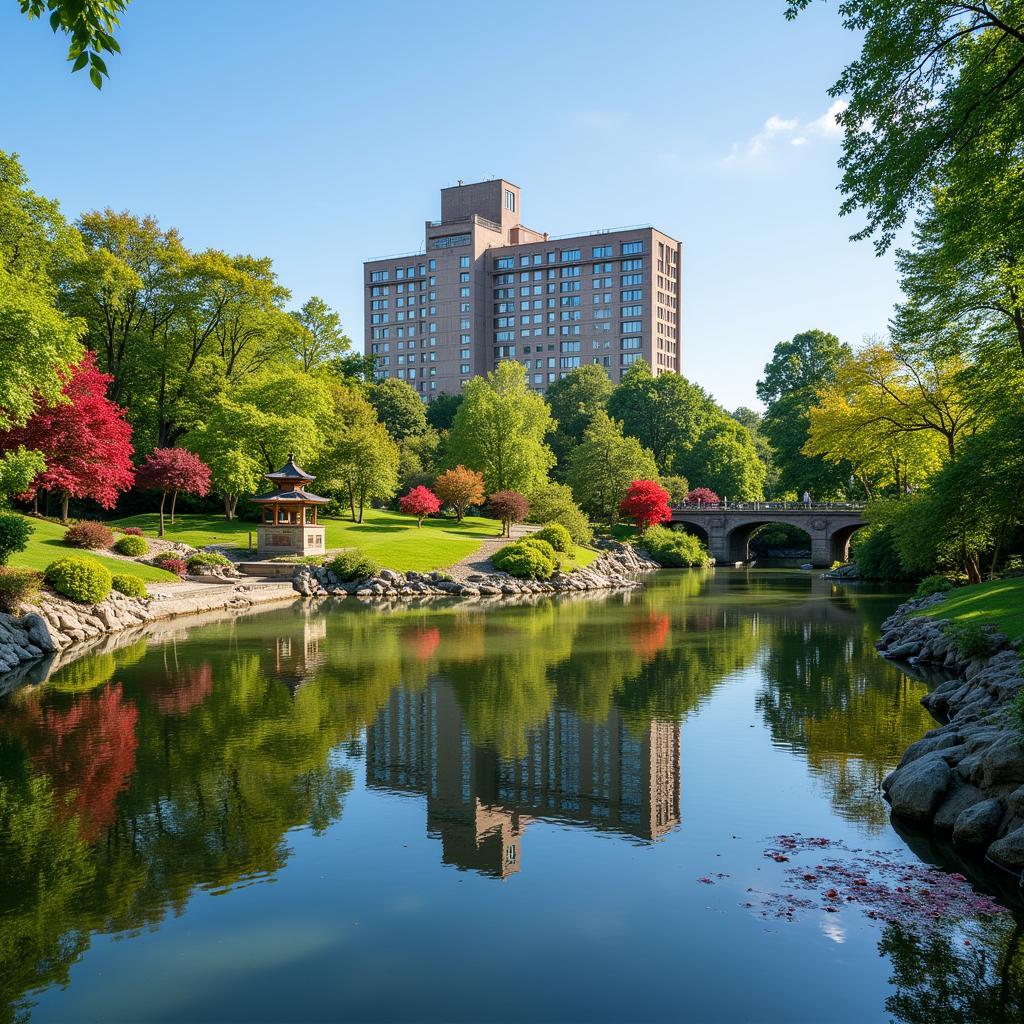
<box><xmin>803</xmin><ymin>490</ymin><xmax>811</xmax><ymax>508</ymax></box>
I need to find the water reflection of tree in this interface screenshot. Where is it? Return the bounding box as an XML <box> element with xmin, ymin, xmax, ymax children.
<box><xmin>756</xmin><ymin>616</ymin><xmax>933</xmax><ymax>828</ymax></box>
<box><xmin>881</xmin><ymin>916</ymin><xmax>1024</xmax><ymax>1024</ymax></box>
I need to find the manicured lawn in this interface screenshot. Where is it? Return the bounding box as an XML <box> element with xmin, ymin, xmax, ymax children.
<box><xmin>914</xmin><ymin>576</ymin><xmax>1024</xmax><ymax>639</ymax></box>
<box><xmin>8</xmin><ymin>515</ymin><xmax>181</xmax><ymax>582</ymax></box>
<box><xmin>560</xmin><ymin>546</ymin><xmax>600</xmax><ymax>570</ymax></box>
<box><xmin>113</xmin><ymin>508</ymin><xmax>503</xmax><ymax>573</ymax></box>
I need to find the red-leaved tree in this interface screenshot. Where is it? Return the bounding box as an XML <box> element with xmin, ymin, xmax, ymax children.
<box><xmin>486</xmin><ymin>490</ymin><xmax>530</xmax><ymax>537</ymax></box>
<box><xmin>399</xmin><ymin>485</ymin><xmax>442</xmax><ymax>528</ymax></box>
<box><xmin>136</xmin><ymin>448</ymin><xmax>212</xmax><ymax>536</ymax></box>
<box><xmin>0</xmin><ymin>352</ymin><xmax>134</xmax><ymax>521</ymax></box>
<box><xmin>433</xmin><ymin>465</ymin><xmax>485</xmax><ymax>521</ymax></box>
<box><xmin>686</xmin><ymin>487</ymin><xmax>721</xmax><ymax>506</ymax></box>
<box><xmin>619</xmin><ymin>479</ymin><xmax>672</xmax><ymax>533</ymax></box>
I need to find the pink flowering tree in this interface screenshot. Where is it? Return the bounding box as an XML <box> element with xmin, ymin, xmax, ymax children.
<box><xmin>685</xmin><ymin>487</ymin><xmax>720</xmax><ymax>506</ymax></box>
<box><xmin>136</xmin><ymin>448</ymin><xmax>212</xmax><ymax>536</ymax></box>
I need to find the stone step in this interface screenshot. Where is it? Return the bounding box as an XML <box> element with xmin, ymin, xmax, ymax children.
<box><xmin>236</xmin><ymin>561</ymin><xmax>297</xmax><ymax>578</ymax></box>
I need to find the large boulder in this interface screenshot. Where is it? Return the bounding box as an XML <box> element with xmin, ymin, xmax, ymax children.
<box><xmin>987</xmin><ymin>826</ymin><xmax>1024</xmax><ymax>869</ymax></box>
<box><xmin>933</xmin><ymin>780</ymin><xmax>987</xmax><ymax>834</ymax></box>
<box><xmin>886</xmin><ymin>754</ymin><xmax>952</xmax><ymax>824</ymax></box>
<box><xmin>980</xmin><ymin>735</ymin><xmax>1024</xmax><ymax>788</ymax></box>
<box><xmin>952</xmin><ymin>798</ymin><xmax>1004</xmax><ymax>848</ymax></box>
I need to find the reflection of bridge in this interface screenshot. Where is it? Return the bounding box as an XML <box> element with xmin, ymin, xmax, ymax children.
<box><xmin>366</xmin><ymin>680</ymin><xmax>680</xmax><ymax>879</ymax></box>
<box><xmin>669</xmin><ymin>502</ymin><xmax>866</xmax><ymax>567</ymax></box>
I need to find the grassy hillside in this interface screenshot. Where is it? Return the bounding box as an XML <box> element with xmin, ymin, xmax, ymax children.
<box><xmin>8</xmin><ymin>515</ymin><xmax>181</xmax><ymax>582</ymax></box>
<box><xmin>916</xmin><ymin>576</ymin><xmax>1024</xmax><ymax>640</ymax></box>
<box><xmin>113</xmin><ymin>508</ymin><xmax>503</xmax><ymax>573</ymax></box>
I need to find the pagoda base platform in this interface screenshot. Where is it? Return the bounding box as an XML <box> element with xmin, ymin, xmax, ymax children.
<box><xmin>256</xmin><ymin>524</ymin><xmax>326</xmax><ymax>558</ymax></box>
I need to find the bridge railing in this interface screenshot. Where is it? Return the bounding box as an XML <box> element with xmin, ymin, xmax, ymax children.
<box><xmin>671</xmin><ymin>501</ymin><xmax>866</xmax><ymax>512</ymax></box>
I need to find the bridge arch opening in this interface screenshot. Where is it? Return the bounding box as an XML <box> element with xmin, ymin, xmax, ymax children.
<box><xmin>829</xmin><ymin>523</ymin><xmax>864</xmax><ymax>564</ymax></box>
<box><xmin>747</xmin><ymin>523</ymin><xmax>812</xmax><ymax>559</ymax></box>
<box><xmin>727</xmin><ymin>521</ymin><xmax>813</xmax><ymax>563</ymax></box>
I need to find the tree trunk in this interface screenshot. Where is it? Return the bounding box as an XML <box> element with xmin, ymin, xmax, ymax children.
<box><xmin>347</xmin><ymin>482</ymin><xmax>356</xmax><ymax>523</ymax></box>
<box><xmin>158</xmin><ymin>491</ymin><xmax>167</xmax><ymax>537</ymax></box>
<box><xmin>224</xmin><ymin>493</ymin><xmax>234</xmax><ymax>520</ymax></box>
<box><xmin>170</xmin><ymin>489</ymin><xmax>178</xmax><ymax>524</ymax></box>
<box><xmin>417</xmin><ymin>516</ymin><xmax>423</xmax><ymax>528</ymax></box>
<box><xmin>60</xmin><ymin>491</ymin><xmax>69</xmax><ymax>523</ymax></box>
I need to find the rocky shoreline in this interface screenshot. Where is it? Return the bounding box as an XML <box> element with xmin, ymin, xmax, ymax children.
<box><xmin>877</xmin><ymin>594</ymin><xmax>1024</xmax><ymax>873</ymax></box>
<box><xmin>292</xmin><ymin>542</ymin><xmax>659</xmax><ymax>599</ymax></box>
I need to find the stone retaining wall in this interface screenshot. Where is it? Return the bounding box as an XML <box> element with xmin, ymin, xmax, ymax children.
<box><xmin>877</xmin><ymin>594</ymin><xmax>1024</xmax><ymax>872</ymax></box>
<box><xmin>293</xmin><ymin>543</ymin><xmax>660</xmax><ymax>599</ymax></box>
<box><xmin>0</xmin><ymin>581</ymin><xmax>298</xmax><ymax>688</ymax></box>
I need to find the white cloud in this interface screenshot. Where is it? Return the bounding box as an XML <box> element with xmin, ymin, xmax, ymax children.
<box><xmin>725</xmin><ymin>100</ymin><xmax>848</xmax><ymax>164</ymax></box>
<box><xmin>806</xmin><ymin>99</ymin><xmax>848</xmax><ymax>139</ymax></box>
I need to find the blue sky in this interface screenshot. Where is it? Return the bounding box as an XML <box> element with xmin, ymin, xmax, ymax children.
<box><xmin>1</xmin><ymin>0</ymin><xmax>903</xmax><ymax>410</ymax></box>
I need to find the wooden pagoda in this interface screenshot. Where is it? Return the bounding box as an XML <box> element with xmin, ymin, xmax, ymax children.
<box><xmin>252</xmin><ymin>453</ymin><xmax>329</xmax><ymax>557</ymax></box>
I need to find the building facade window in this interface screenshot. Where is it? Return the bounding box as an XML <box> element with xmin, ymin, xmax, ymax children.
<box><xmin>622</xmin><ymin>241</ymin><xmax>644</xmax><ymax>255</ymax></box>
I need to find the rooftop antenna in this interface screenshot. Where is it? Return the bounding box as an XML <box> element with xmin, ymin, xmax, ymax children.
<box><xmin>457</xmin><ymin>179</ymin><xmax>464</xmax><ymax>186</ymax></box>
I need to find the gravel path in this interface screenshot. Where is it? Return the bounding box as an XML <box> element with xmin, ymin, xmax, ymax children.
<box><xmin>445</xmin><ymin>524</ymin><xmax>540</xmax><ymax>582</ymax></box>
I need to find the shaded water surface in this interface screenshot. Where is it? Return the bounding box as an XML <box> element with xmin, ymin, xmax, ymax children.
<box><xmin>1</xmin><ymin>570</ymin><xmax>1022</xmax><ymax>1022</ymax></box>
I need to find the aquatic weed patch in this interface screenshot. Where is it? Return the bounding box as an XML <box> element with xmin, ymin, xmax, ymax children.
<box><xmin>739</xmin><ymin>835</ymin><xmax>1008</xmax><ymax>929</ymax></box>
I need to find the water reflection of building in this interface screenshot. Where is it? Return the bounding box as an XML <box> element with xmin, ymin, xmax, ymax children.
<box><xmin>366</xmin><ymin>679</ymin><xmax>681</xmax><ymax>879</ymax></box>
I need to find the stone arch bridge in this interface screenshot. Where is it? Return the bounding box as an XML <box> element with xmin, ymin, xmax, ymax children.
<box><xmin>669</xmin><ymin>502</ymin><xmax>866</xmax><ymax>567</ymax></box>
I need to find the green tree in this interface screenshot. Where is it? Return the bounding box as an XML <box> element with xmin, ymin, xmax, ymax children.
<box><xmin>63</xmin><ymin>210</ymin><xmax>293</xmax><ymax>449</ymax></box>
<box><xmin>544</xmin><ymin>364</ymin><xmax>614</xmax><ymax>471</ymax></box>
<box><xmin>426</xmin><ymin>392</ymin><xmax>463</xmax><ymax>431</ymax></box>
<box><xmin>289</xmin><ymin>296</ymin><xmax>350</xmax><ymax>372</ymax></box>
<box><xmin>19</xmin><ymin>0</ymin><xmax>129</xmax><ymax>88</ymax></box>
<box><xmin>786</xmin><ymin>1</ymin><xmax>1024</xmax><ymax>253</ymax></box>
<box><xmin>606</xmin><ymin>360</ymin><xmax>719</xmax><ymax>472</ymax></box>
<box><xmin>369</xmin><ymin>377</ymin><xmax>428</xmax><ymax>441</ymax></box>
<box><xmin>757</xmin><ymin>329</ymin><xmax>853</xmax><ymax>498</ymax></box>
<box><xmin>447</xmin><ymin>361</ymin><xmax>554</xmax><ymax>494</ymax></box>
<box><xmin>733</xmin><ymin>406</ymin><xmax>778</xmax><ymax>496</ymax></box>
<box><xmin>677</xmin><ymin>419</ymin><xmax>765</xmax><ymax>500</ymax></box>
<box><xmin>315</xmin><ymin>389</ymin><xmax>399</xmax><ymax>522</ymax></box>
<box><xmin>0</xmin><ymin>151</ymin><xmax>84</xmax><ymax>430</ymax></box>
<box><xmin>567</xmin><ymin>409</ymin><xmax>658</xmax><ymax>525</ymax></box>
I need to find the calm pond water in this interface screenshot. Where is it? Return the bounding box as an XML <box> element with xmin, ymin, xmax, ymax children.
<box><xmin>1</xmin><ymin>569</ymin><xmax>1022</xmax><ymax>1023</ymax></box>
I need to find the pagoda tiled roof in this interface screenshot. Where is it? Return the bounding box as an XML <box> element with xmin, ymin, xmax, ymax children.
<box><xmin>266</xmin><ymin>452</ymin><xmax>315</xmax><ymax>482</ymax></box>
<box><xmin>251</xmin><ymin>488</ymin><xmax>331</xmax><ymax>504</ymax></box>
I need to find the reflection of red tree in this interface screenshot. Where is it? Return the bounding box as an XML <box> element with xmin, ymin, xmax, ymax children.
<box><xmin>629</xmin><ymin>612</ymin><xmax>670</xmax><ymax>662</ymax></box>
<box><xmin>21</xmin><ymin>684</ymin><xmax>139</xmax><ymax>843</ymax></box>
<box><xmin>401</xmin><ymin>626</ymin><xmax>441</xmax><ymax>662</ymax></box>
<box><xmin>149</xmin><ymin>663</ymin><xmax>213</xmax><ymax>716</ymax></box>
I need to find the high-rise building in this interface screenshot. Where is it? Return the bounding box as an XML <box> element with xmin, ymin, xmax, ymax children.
<box><xmin>363</xmin><ymin>179</ymin><xmax>682</xmax><ymax>396</ymax></box>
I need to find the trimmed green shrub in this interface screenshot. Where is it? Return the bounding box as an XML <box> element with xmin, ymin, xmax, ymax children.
<box><xmin>641</xmin><ymin>525</ymin><xmax>713</xmax><ymax>568</ymax></box>
<box><xmin>945</xmin><ymin>621</ymin><xmax>1002</xmax><ymax>660</ymax></box>
<box><xmin>63</xmin><ymin>520</ymin><xmax>114</xmax><ymax>549</ymax></box>
<box><xmin>186</xmin><ymin>551</ymin><xmax>231</xmax><ymax>572</ymax></box>
<box><xmin>916</xmin><ymin>575</ymin><xmax>954</xmax><ymax>598</ymax></box>
<box><xmin>492</xmin><ymin>540</ymin><xmax>556</xmax><ymax>579</ymax></box>
<box><xmin>533</xmin><ymin>523</ymin><xmax>574</xmax><ymax>555</ymax></box>
<box><xmin>111</xmin><ymin>573</ymin><xmax>148</xmax><ymax>598</ymax></box>
<box><xmin>44</xmin><ymin>557</ymin><xmax>112</xmax><ymax>604</ymax></box>
<box><xmin>328</xmin><ymin>550</ymin><xmax>382</xmax><ymax>581</ymax></box>
<box><xmin>520</xmin><ymin>536</ymin><xmax>557</xmax><ymax>559</ymax></box>
<box><xmin>113</xmin><ymin>534</ymin><xmax>148</xmax><ymax>557</ymax></box>
<box><xmin>0</xmin><ymin>513</ymin><xmax>33</xmax><ymax>565</ymax></box>
<box><xmin>0</xmin><ymin>567</ymin><xmax>42</xmax><ymax>612</ymax></box>
<box><xmin>527</xmin><ymin>482</ymin><xmax>593</xmax><ymax>545</ymax></box>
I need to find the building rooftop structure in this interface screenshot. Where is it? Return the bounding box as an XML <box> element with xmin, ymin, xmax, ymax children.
<box><xmin>363</xmin><ymin>179</ymin><xmax>682</xmax><ymax>397</ymax></box>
